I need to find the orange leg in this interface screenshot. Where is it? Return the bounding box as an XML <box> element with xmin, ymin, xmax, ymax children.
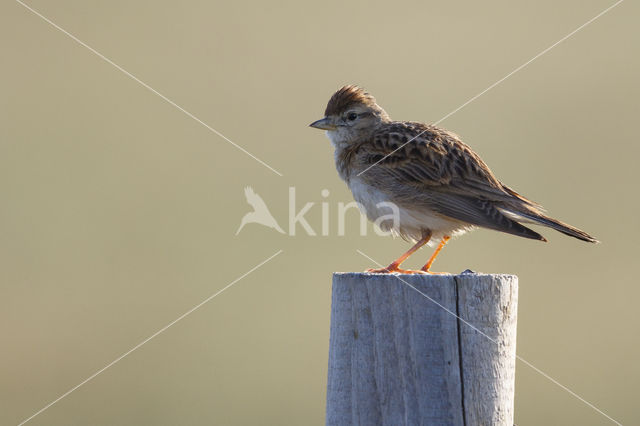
<box><xmin>420</xmin><ymin>236</ymin><xmax>451</xmax><ymax>273</ymax></box>
<box><xmin>367</xmin><ymin>230</ymin><xmax>432</xmax><ymax>274</ymax></box>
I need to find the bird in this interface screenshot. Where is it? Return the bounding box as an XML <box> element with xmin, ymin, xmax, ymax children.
<box><xmin>309</xmin><ymin>85</ymin><xmax>597</xmax><ymax>274</ymax></box>
<box><xmin>236</xmin><ymin>186</ymin><xmax>285</xmax><ymax>235</ymax></box>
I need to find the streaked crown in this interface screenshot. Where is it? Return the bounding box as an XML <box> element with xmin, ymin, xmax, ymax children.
<box><xmin>325</xmin><ymin>85</ymin><xmax>382</xmax><ymax>117</ymax></box>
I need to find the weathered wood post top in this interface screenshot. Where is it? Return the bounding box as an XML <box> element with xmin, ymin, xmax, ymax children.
<box><xmin>326</xmin><ymin>272</ymin><xmax>518</xmax><ymax>426</ymax></box>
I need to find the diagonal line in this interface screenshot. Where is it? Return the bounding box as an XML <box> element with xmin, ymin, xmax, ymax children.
<box><xmin>432</xmin><ymin>0</ymin><xmax>624</xmax><ymax>126</ymax></box>
<box><xmin>356</xmin><ymin>249</ymin><xmax>622</xmax><ymax>426</ymax></box>
<box><xmin>357</xmin><ymin>0</ymin><xmax>624</xmax><ymax>177</ymax></box>
<box><xmin>17</xmin><ymin>250</ymin><xmax>283</xmax><ymax>426</ymax></box>
<box><xmin>15</xmin><ymin>0</ymin><xmax>283</xmax><ymax>177</ymax></box>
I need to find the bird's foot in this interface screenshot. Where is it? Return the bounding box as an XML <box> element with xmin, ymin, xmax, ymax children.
<box><xmin>365</xmin><ymin>267</ymin><xmax>428</xmax><ymax>274</ymax></box>
<box><xmin>420</xmin><ymin>268</ymin><xmax>450</xmax><ymax>275</ymax></box>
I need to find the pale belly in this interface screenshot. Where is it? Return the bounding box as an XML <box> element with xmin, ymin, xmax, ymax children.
<box><xmin>347</xmin><ymin>177</ymin><xmax>473</xmax><ymax>243</ymax></box>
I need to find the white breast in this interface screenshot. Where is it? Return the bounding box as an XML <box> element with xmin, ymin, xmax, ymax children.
<box><xmin>347</xmin><ymin>176</ymin><xmax>473</xmax><ymax>243</ymax></box>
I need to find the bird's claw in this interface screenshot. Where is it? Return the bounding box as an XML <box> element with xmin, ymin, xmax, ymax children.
<box><xmin>365</xmin><ymin>267</ymin><xmax>450</xmax><ymax>275</ymax></box>
<box><xmin>365</xmin><ymin>267</ymin><xmax>428</xmax><ymax>274</ymax></box>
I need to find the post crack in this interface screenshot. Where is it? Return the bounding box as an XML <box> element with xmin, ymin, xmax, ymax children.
<box><xmin>454</xmin><ymin>276</ymin><xmax>468</xmax><ymax>426</ymax></box>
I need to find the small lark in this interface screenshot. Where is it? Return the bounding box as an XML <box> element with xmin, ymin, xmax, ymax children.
<box><xmin>310</xmin><ymin>85</ymin><xmax>597</xmax><ymax>274</ymax></box>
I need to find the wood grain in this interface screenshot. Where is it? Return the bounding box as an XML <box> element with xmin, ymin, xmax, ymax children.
<box><xmin>326</xmin><ymin>272</ymin><xmax>518</xmax><ymax>426</ymax></box>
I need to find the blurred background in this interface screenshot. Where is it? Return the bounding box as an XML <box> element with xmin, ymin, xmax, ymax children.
<box><xmin>1</xmin><ymin>0</ymin><xmax>638</xmax><ymax>424</ymax></box>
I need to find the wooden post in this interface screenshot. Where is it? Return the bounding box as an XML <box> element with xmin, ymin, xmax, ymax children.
<box><xmin>326</xmin><ymin>272</ymin><xmax>518</xmax><ymax>426</ymax></box>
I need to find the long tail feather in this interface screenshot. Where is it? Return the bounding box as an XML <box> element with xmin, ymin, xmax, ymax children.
<box><xmin>502</xmin><ymin>219</ymin><xmax>547</xmax><ymax>242</ymax></box>
<box><xmin>503</xmin><ymin>209</ymin><xmax>598</xmax><ymax>243</ymax></box>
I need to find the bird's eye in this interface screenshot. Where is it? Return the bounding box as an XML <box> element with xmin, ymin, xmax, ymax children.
<box><xmin>347</xmin><ymin>112</ymin><xmax>358</xmax><ymax>121</ymax></box>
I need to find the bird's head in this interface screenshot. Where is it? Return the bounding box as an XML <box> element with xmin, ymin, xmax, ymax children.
<box><xmin>309</xmin><ymin>85</ymin><xmax>390</xmax><ymax>147</ymax></box>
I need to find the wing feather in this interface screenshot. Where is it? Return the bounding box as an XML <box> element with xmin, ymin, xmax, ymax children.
<box><xmin>357</xmin><ymin>122</ymin><xmax>545</xmax><ymax>240</ymax></box>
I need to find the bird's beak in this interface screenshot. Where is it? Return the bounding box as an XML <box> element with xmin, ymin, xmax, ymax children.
<box><xmin>309</xmin><ymin>117</ymin><xmax>336</xmax><ymax>131</ymax></box>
